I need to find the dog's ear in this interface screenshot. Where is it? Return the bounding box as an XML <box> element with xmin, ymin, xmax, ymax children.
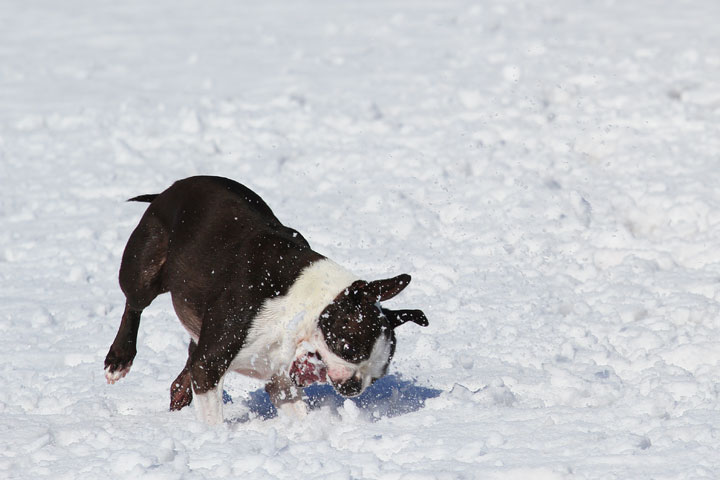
<box><xmin>362</xmin><ymin>274</ymin><xmax>412</xmax><ymax>301</ymax></box>
<box><xmin>382</xmin><ymin>308</ymin><xmax>429</xmax><ymax>328</ymax></box>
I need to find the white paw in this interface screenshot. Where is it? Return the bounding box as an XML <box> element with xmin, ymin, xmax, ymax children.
<box><xmin>193</xmin><ymin>380</ymin><xmax>225</xmax><ymax>425</ymax></box>
<box><xmin>278</xmin><ymin>399</ymin><xmax>308</xmax><ymax>419</ymax></box>
<box><xmin>104</xmin><ymin>364</ymin><xmax>131</xmax><ymax>384</ymax></box>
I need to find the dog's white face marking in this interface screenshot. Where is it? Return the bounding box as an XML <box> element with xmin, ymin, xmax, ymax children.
<box><xmin>360</xmin><ymin>334</ymin><xmax>394</xmax><ymax>383</ymax></box>
<box><xmin>311</xmin><ymin>330</ymin><xmax>393</xmax><ymax>392</ymax></box>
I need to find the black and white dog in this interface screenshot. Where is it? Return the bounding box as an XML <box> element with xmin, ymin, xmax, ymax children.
<box><xmin>104</xmin><ymin>176</ymin><xmax>428</xmax><ymax>424</ymax></box>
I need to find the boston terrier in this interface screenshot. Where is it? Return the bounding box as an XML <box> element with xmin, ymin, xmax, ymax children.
<box><xmin>104</xmin><ymin>176</ymin><xmax>428</xmax><ymax>424</ymax></box>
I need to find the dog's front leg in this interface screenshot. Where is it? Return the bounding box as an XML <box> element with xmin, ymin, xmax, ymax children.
<box><xmin>190</xmin><ymin>355</ymin><xmax>227</xmax><ymax>425</ymax></box>
<box><xmin>189</xmin><ymin>325</ymin><xmax>242</xmax><ymax>425</ymax></box>
<box><xmin>266</xmin><ymin>373</ymin><xmax>307</xmax><ymax>418</ymax></box>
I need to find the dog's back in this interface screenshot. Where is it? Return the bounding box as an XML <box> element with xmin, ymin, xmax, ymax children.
<box><xmin>120</xmin><ymin>176</ymin><xmax>322</xmax><ymax>335</ymax></box>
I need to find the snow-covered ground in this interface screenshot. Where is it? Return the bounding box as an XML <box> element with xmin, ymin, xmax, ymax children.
<box><xmin>2</xmin><ymin>0</ymin><xmax>720</xmax><ymax>478</ymax></box>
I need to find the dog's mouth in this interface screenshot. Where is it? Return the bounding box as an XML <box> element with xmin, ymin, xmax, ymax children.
<box><xmin>289</xmin><ymin>351</ymin><xmax>327</xmax><ymax>387</ymax></box>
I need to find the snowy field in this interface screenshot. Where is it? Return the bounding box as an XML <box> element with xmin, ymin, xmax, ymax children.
<box><xmin>2</xmin><ymin>0</ymin><xmax>720</xmax><ymax>478</ymax></box>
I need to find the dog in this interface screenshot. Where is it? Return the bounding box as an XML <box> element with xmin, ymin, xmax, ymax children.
<box><xmin>104</xmin><ymin>176</ymin><xmax>428</xmax><ymax>424</ymax></box>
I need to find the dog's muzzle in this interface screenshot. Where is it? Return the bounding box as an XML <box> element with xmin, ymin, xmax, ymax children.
<box><xmin>331</xmin><ymin>375</ymin><xmax>364</xmax><ymax>397</ymax></box>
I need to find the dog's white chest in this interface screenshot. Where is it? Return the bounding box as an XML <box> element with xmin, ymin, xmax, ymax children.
<box><xmin>228</xmin><ymin>325</ymin><xmax>294</xmax><ymax>379</ymax></box>
<box><xmin>228</xmin><ymin>259</ymin><xmax>358</xmax><ymax>380</ymax></box>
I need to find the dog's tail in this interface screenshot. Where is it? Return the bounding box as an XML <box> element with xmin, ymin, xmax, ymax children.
<box><xmin>127</xmin><ymin>194</ymin><xmax>159</xmax><ymax>203</ymax></box>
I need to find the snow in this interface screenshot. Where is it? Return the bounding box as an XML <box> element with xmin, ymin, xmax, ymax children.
<box><xmin>2</xmin><ymin>0</ymin><xmax>720</xmax><ymax>478</ymax></box>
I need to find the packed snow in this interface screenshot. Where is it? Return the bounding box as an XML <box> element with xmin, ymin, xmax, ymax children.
<box><xmin>2</xmin><ymin>0</ymin><xmax>720</xmax><ymax>478</ymax></box>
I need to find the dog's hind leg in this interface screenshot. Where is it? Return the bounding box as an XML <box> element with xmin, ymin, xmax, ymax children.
<box><xmin>105</xmin><ymin>213</ymin><xmax>168</xmax><ymax>383</ymax></box>
<box><xmin>169</xmin><ymin>340</ymin><xmax>197</xmax><ymax>411</ymax></box>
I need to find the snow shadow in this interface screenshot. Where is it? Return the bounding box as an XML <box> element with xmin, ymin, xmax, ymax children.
<box><xmin>234</xmin><ymin>375</ymin><xmax>441</xmax><ymax>422</ymax></box>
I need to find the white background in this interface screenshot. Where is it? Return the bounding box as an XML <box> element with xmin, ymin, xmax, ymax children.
<box><xmin>2</xmin><ymin>1</ymin><xmax>720</xmax><ymax>478</ymax></box>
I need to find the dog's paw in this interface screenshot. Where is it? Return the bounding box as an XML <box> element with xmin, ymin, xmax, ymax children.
<box><xmin>170</xmin><ymin>371</ymin><xmax>193</xmax><ymax>411</ymax></box>
<box><xmin>193</xmin><ymin>388</ymin><xmax>225</xmax><ymax>425</ymax></box>
<box><xmin>104</xmin><ymin>349</ymin><xmax>135</xmax><ymax>384</ymax></box>
<box><xmin>104</xmin><ymin>362</ymin><xmax>132</xmax><ymax>384</ymax></box>
<box><xmin>278</xmin><ymin>399</ymin><xmax>308</xmax><ymax>419</ymax></box>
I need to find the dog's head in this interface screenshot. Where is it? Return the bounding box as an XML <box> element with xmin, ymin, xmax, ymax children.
<box><xmin>314</xmin><ymin>274</ymin><xmax>428</xmax><ymax>397</ymax></box>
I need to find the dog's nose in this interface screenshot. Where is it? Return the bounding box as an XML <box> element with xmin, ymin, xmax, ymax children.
<box><xmin>333</xmin><ymin>375</ymin><xmax>364</xmax><ymax>397</ymax></box>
